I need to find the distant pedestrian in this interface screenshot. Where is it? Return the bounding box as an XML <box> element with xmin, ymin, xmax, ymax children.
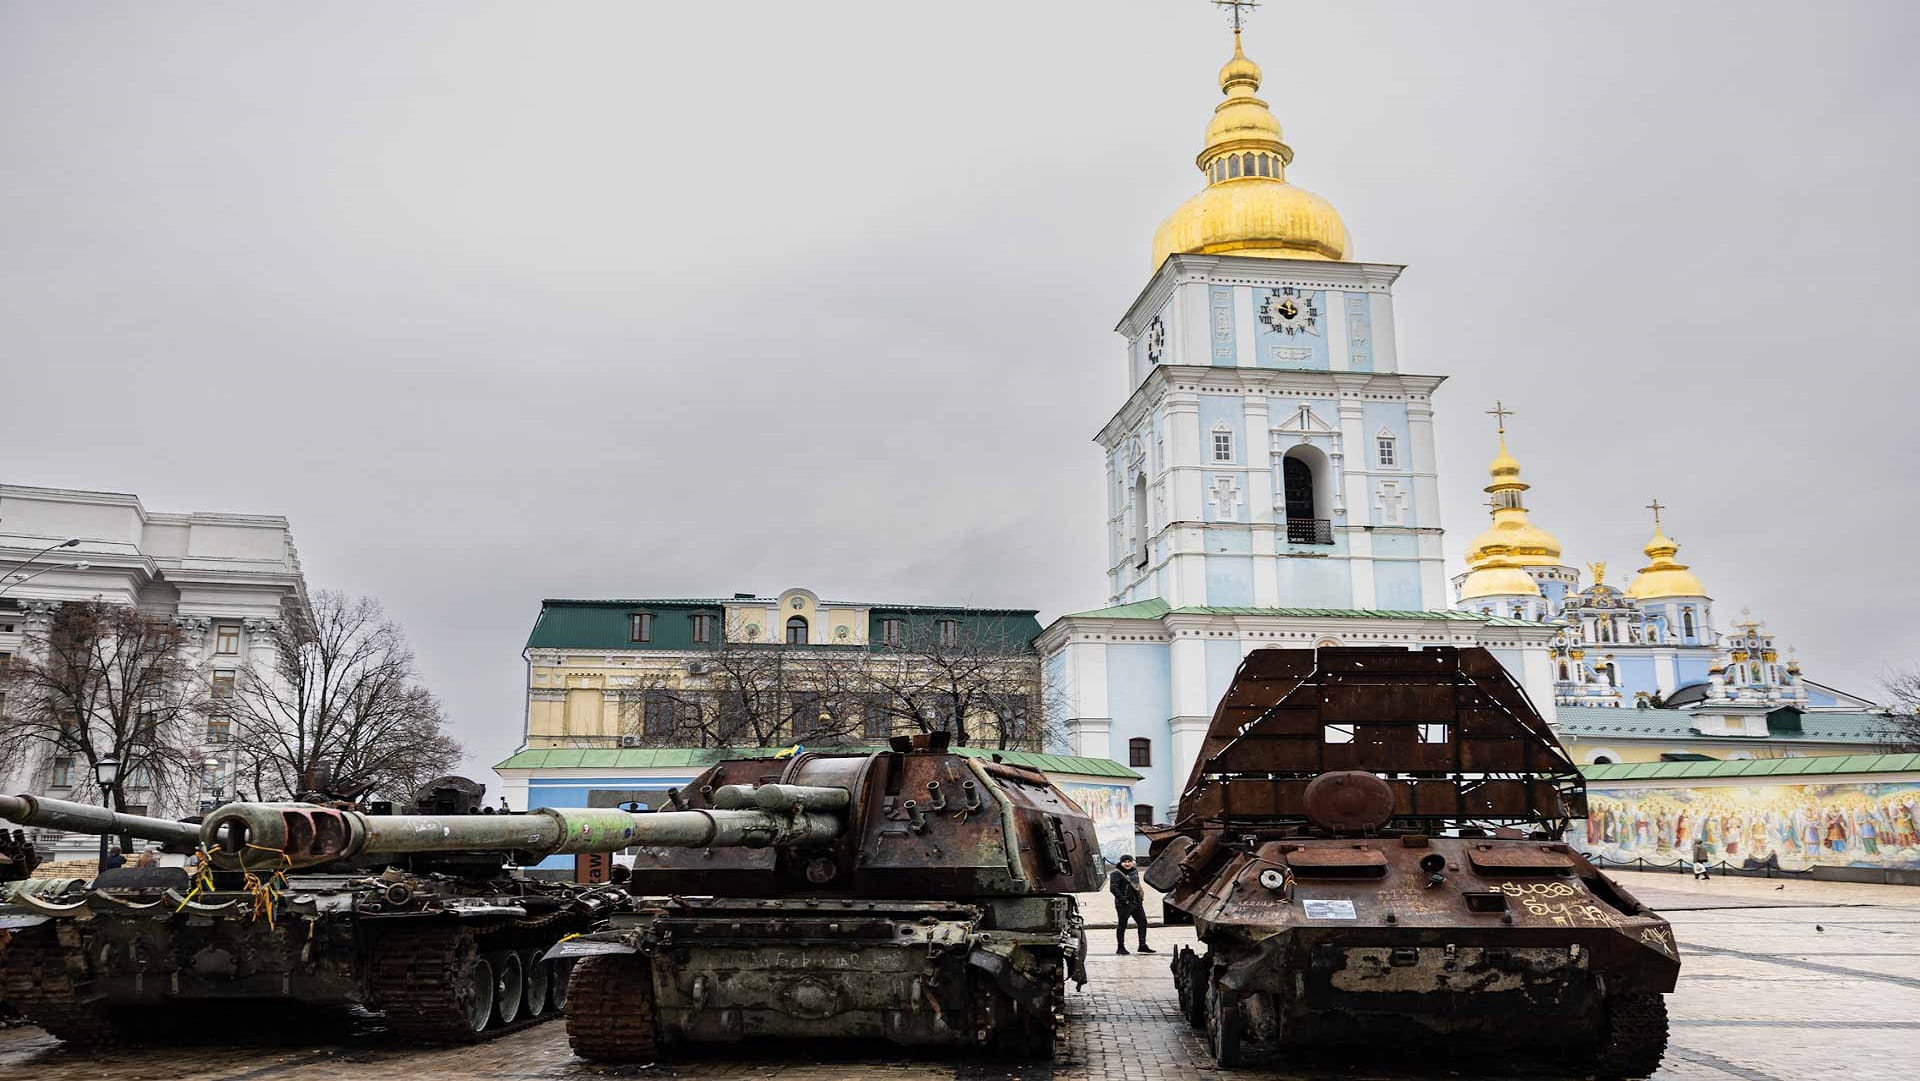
<box><xmin>103</xmin><ymin>845</ymin><xmax>125</xmax><ymax>870</ymax></box>
<box><xmin>1108</xmin><ymin>855</ymin><xmax>1155</xmax><ymax>955</ymax></box>
<box><xmin>1691</xmin><ymin>839</ymin><xmax>1710</xmax><ymax>881</ymax></box>
<box><xmin>134</xmin><ymin>848</ymin><xmax>159</xmax><ymax>868</ymax></box>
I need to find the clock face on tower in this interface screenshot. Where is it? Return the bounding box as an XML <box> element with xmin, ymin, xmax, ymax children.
<box><xmin>1146</xmin><ymin>316</ymin><xmax>1166</xmax><ymax>364</ymax></box>
<box><xmin>1260</xmin><ymin>287</ymin><xmax>1320</xmax><ymax>337</ymax></box>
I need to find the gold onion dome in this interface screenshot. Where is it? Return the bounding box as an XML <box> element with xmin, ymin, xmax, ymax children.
<box><xmin>1150</xmin><ymin>32</ymin><xmax>1351</xmax><ymax>270</ymax></box>
<box><xmin>1625</xmin><ymin>521</ymin><xmax>1708</xmax><ymax>600</ymax></box>
<box><xmin>1458</xmin><ymin>422</ymin><xmax>1561</xmax><ymax>601</ymax></box>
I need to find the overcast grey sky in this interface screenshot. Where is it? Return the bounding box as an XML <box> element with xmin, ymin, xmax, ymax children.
<box><xmin>3</xmin><ymin>2</ymin><xmax>1915</xmax><ymax>778</ymax></box>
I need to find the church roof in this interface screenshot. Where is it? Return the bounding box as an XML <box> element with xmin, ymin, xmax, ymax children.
<box><xmin>1064</xmin><ymin>598</ymin><xmax>1543</xmax><ymax>627</ymax></box>
<box><xmin>1554</xmin><ymin>706</ymin><xmax>1895</xmax><ymax>743</ymax></box>
<box><xmin>495</xmin><ymin>744</ymin><xmax>1139</xmax><ymax>781</ymax></box>
<box><xmin>1581</xmin><ymin>752</ymin><xmax>1920</xmax><ymax>783</ymax></box>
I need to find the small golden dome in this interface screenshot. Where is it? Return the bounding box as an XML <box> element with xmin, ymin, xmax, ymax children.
<box><xmin>1462</xmin><ymin>416</ymin><xmax>1564</xmax><ymax>572</ymax></box>
<box><xmin>1458</xmin><ymin>561</ymin><xmax>1542</xmax><ymax>601</ymax></box>
<box><xmin>1151</xmin><ymin>31</ymin><xmax>1350</xmax><ymax>270</ymax></box>
<box><xmin>1624</xmin><ymin>524</ymin><xmax>1708</xmax><ymax>600</ymax></box>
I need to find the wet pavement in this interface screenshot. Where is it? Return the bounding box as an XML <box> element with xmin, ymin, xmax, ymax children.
<box><xmin>0</xmin><ymin>872</ymin><xmax>1912</xmax><ymax>1081</ymax></box>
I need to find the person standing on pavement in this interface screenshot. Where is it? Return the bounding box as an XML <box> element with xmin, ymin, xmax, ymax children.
<box><xmin>1108</xmin><ymin>854</ymin><xmax>1155</xmax><ymax>955</ymax></box>
<box><xmin>1690</xmin><ymin>838</ymin><xmax>1711</xmax><ymax>881</ymax></box>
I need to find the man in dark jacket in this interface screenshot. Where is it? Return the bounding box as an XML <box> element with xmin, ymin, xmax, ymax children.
<box><xmin>1108</xmin><ymin>855</ymin><xmax>1155</xmax><ymax>955</ymax></box>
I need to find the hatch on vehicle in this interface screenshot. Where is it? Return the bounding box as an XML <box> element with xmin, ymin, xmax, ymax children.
<box><xmin>1465</xmin><ymin>843</ymin><xmax>1575</xmax><ymax>874</ymax></box>
<box><xmin>1283</xmin><ymin>845</ymin><xmax>1387</xmax><ymax>877</ymax></box>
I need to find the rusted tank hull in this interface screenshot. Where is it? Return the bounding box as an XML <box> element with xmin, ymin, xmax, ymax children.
<box><xmin>561</xmin><ymin>895</ymin><xmax>1085</xmax><ymax>1060</ymax></box>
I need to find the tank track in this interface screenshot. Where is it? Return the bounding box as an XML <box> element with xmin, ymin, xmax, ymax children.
<box><xmin>371</xmin><ymin>925</ymin><xmax>564</xmax><ymax>1044</ymax></box>
<box><xmin>1593</xmin><ymin>992</ymin><xmax>1669</xmax><ymax>1080</ymax></box>
<box><xmin>1171</xmin><ymin>948</ymin><xmax>1207</xmax><ymax>1030</ymax></box>
<box><xmin>565</xmin><ymin>954</ymin><xmax>656</xmax><ymax>1062</ymax></box>
<box><xmin>970</xmin><ymin>957</ymin><xmax>1064</xmax><ymax>1059</ymax></box>
<box><xmin>0</xmin><ymin>928</ymin><xmax>119</xmax><ymax>1045</ymax></box>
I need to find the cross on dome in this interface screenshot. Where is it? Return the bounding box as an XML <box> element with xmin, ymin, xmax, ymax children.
<box><xmin>1212</xmin><ymin>0</ymin><xmax>1261</xmax><ymax>32</ymax></box>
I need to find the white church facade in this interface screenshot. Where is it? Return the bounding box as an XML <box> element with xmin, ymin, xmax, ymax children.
<box><xmin>1035</xmin><ymin>32</ymin><xmax>1558</xmax><ymax>829</ymax></box>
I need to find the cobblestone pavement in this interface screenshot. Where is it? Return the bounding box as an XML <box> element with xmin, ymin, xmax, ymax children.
<box><xmin>1</xmin><ymin>873</ymin><xmax>1913</xmax><ymax>1081</ymax></box>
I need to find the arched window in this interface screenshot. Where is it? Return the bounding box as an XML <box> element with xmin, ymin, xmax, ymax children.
<box><xmin>785</xmin><ymin>616</ymin><xmax>809</xmax><ymax>645</ymax></box>
<box><xmin>1558</xmin><ymin>662</ymin><xmax>1570</xmax><ymax>680</ymax></box>
<box><xmin>1257</xmin><ymin>154</ymin><xmax>1271</xmax><ymax>177</ymax></box>
<box><xmin>1282</xmin><ymin>456</ymin><xmax>1315</xmax><ymax>519</ymax></box>
<box><xmin>1682</xmin><ymin>608</ymin><xmax>1696</xmax><ymax>637</ymax></box>
<box><xmin>1242</xmin><ymin>152</ymin><xmax>1255</xmax><ymax>176</ymax></box>
<box><xmin>1128</xmin><ymin>738</ymin><xmax>1152</xmax><ymax>767</ymax></box>
<box><xmin>1591</xmin><ymin>755</ymin><xmax>1615</xmax><ymax>765</ymax></box>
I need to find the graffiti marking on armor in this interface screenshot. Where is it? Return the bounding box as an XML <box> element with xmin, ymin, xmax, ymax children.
<box><xmin>1640</xmin><ymin>926</ymin><xmax>1676</xmax><ymax>955</ymax></box>
<box><xmin>1494</xmin><ymin>880</ymin><xmax>1578</xmax><ymax>899</ymax></box>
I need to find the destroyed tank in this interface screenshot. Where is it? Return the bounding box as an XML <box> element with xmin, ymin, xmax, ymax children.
<box><xmin>0</xmin><ymin>777</ymin><xmax>624</xmax><ymax>1045</ymax></box>
<box><xmin>548</xmin><ymin>732</ymin><xmax>1103</xmax><ymax>1062</ymax></box>
<box><xmin>1146</xmin><ymin>647</ymin><xmax>1679</xmax><ymax>1078</ymax></box>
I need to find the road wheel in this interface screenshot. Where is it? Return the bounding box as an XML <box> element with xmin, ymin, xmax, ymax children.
<box><xmin>1206</xmin><ymin>978</ymin><xmax>1244</xmax><ymax>1068</ymax></box>
<box><xmin>523</xmin><ymin>951</ymin><xmax>551</xmax><ymax>1018</ymax></box>
<box><xmin>488</xmin><ymin>950</ymin><xmax>524</xmax><ymax>1026</ymax></box>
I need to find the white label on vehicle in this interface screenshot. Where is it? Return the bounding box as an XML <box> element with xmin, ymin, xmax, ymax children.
<box><xmin>1302</xmin><ymin>899</ymin><xmax>1358</xmax><ymax>920</ymax></box>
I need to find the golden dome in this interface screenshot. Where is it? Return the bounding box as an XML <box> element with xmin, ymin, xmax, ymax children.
<box><xmin>1625</xmin><ymin>522</ymin><xmax>1708</xmax><ymax>600</ymax></box>
<box><xmin>1150</xmin><ymin>32</ymin><xmax>1350</xmax><ymax>270</ymax></box>
<box><xmin>1461</xmin><ymin>412</ymin><xmax>1563</xmax><ymax>572</ymax></box>
<box><xmin>1458</xmin><ymin>560</ymin><xmax>1542</xmax><ymax>601</ymax></box>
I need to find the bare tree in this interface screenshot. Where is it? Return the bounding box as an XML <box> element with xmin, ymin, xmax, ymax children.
<box><xmin>618</xmin><ymin>618</ymin><xmax>867</xmax><ymax>749</ymax></box>
<box><xmin>0</xmin><ymin>601</ymin><xmax>206</xmax><ymax>816</ymax></box>
<box><xmin>227</xmin><ymin>591</ymin><xmax>460</xmax><ymax>802</ymax></box>
<box><xmin>1878</xmin><ymin>667</ymin><xmax>1920</xmax><ymax>750</ymax></box>
<box><xmin>860</xmin><ymin>620</ymin><xmax>1059</xmax><ymax>750</ymax></box>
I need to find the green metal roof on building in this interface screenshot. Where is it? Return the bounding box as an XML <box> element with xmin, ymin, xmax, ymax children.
<box><xmin>495</xmin><ymin>744</ymin><xmax>1140</xmax><ymax>780</ymax></box>
<box><xmin>1063</xmin><ymin>598</ymin><xmax>1544</xmax><ymax>628</ymax></box>
<box><xmin>1580</xmin><ymin>753</ymin><xmax>1920</xmax><ymax>783</ymax></box>
<box><xmin>527</xmin><ymin>598</ymin><xmax>1042</xmax><ymax>652</ymax></box>
<box><xmin>1556</xmin><ymin>706</ymin><xmax>1894</xmax><ymax>743</ymax></box>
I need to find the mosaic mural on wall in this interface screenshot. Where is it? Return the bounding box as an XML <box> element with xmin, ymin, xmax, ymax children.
<box><xmin>1578</xmin><ymin>781</ymin><xmax>1920</xmax><ymax>872</ymax></box>
<box><xmin>1057</xmin><ymin>781</ymin><xmax>1136</xmax><ymax>864</ymax></box>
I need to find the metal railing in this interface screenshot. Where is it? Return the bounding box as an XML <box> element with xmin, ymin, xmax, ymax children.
<box><xmin>1286</xmin><ymin>517</ymin><xmax>1333</xmax><ymax>545</ymax></box>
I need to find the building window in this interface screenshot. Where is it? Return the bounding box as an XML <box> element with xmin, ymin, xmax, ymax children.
<box><xmin>214</xmin><ymin>624</ymin><xmax>241</xmax><ymax>655</ymax></box>
<box><xmin>1135</xmin><ymin>804</ymin><xmax>1156</xmax><ymax>827</ymax></box>
<box><xmin>51</xmin><ymin>756</ymin><xmax>74</xmax><ymax>788</ymax></box>
<box><xmin>1212</xmin><ymin>430</ymin><xmax>1233</xmax><ymax>462</ymax></box>
<box><xmin>690</xmin><ymin>613</ymin><xmax>714</xmax><ymax>644</ymax></box>
<box><xmin>205</xmin><ymin>718</ymin><xmax>230</xmax><ymax>744</ymax></box>
<box><xmin>880</xmin><ymin>618</ymin><xmax>903</xmax><ymax>647</ymax></box>
<box><xmin>1682</xmin><ymin>608</ymin><xmax>1696</xmax><ymax>637</ymax></box>
<box><xmin>862</xmin><ymin>697</ymin><xmax>892</xmax><ymax>739</ymax></box>
<box><xmin>1591</xmin><ymin>755</ymin><xmax>1615</xmax><ymax>765</ymax></box>
<box><xmin>937</xmin><ymin>619</ymin><xmax>960</xmax><ymax>647</ymax></box>
<box><xmin>1128</xmin><ymin>738</ymin><xmax>1152</xmax><ymax>767</ymax></box>
<box><xmin>211</xmin><ymin>670</ymin><xmax>235</xmax><ymax>699</ymax></box>
<box><xmin>1376</xmin><ymin>435</ymin><xmax>1397</xmax><ymax>467</ymax></box>
<box><xmin>124</xmin><ymin>765</ymin><xmax>153</xmax><ymax>790</ymax></box>
<box><xmin>785</xmin><ymin>616</ymin><xmax>809</xmax><ymax>645</ymax></box>
<box><xmin>629</xmin><ymin>612</ymin><xmax>653</xmax><ymax>643</ymax></box>
<box><xmin>789</xmin><ymin>692</ymin><xmax>825</xmax><ymax>737</ymax></box>
<box><xmin>643</xmin><ymin>693</ymin><xmax>678</xmax><ymax>738</ymax></box>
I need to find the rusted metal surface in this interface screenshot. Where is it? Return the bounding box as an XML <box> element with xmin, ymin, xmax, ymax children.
<box><xmin>556</xmin><ymin>732</ymin><xmax>1098</xmax><ymax>1063</ymax></box>
<box><xmin>1151</xmin><ymin>647</ymin><xmax>1678</xmax><ymax>1077</ymax></box>
<box><xmin>0</xmin><ymin>776</ymin><xmax>622</xmax><ymax>1047</ymax></box>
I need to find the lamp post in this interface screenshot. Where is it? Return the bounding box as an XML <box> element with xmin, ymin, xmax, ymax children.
<box><xmin>0</xmin><ymin>537</ymin><xmax>79</xmax><ymax>600</ymax></box>
<box><xmin>0</xmin><ymin>560</ymin><xmax>91</xmax><ymax>600</ymax></box>
<box><xmin>93</xmin><ymin>753</ymin><xmax>120</xmax><ymax>873</ymax></box>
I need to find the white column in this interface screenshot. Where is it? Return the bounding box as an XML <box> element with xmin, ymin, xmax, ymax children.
<box><xmin>1170</xmin><ymin>632</ymin><xmax>1210</xmax><ymax>719</ymax></box>
<box><xmin>1326</xmin><ymin>291</ymin><xmax>1352</xmax><ymax>371</ymax></box>
<box><xmin>1165</xmin><ymin>398</ymin><xmax>1202</xmax><ymax>523</ymax></box>
<box><xmin>1406</xmin><ymin>401</ymin><xmax>1443</xmax><ymax>530</ymax></box>
<box><xmin>1243</xmin><ymin>396</ymin><xmax>1273</xmax><ymax>523</ymax></box>
<box><xmin>1169</xmin><ymin>716</ymin><xmax>1212</xmax><ymax>795</ymax></box>
<box><xmin>1234</xmin><ymin>286</ymin><xmax>1258</xmax><ymax>367</ymax></box>
<box><xmin>1370</xmin><ymin>292</ymin><xmax>1399</xmax><ymax>373</ymax></box>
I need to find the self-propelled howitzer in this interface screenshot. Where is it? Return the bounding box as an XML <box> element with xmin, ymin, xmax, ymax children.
<box><xmin>552</xmin><ymin>733</ymin><xmax>1103</xmax><ymax>1062</ymax></box>
<box><xmin>0</xmin><ymin>777</ymin><xmax>624</xmax><ymax>1046</ymax></box>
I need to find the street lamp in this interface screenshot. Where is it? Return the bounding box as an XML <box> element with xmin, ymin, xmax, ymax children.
<box><xmin>0</xmin><ymin>560</ymin><xmax>91</xmax><ymax>600</ymax></box>
<box><xmin>93</xmin><ymin>753</ymin><xmax>119</xmax><ymax>873</ymax></box>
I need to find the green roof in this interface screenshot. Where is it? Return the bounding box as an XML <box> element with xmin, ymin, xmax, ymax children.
<box><xmin>1063</xmin><ymin>598</ymin><xmax>1544</xmax><ymax>628</ymax></box>
<box><xmin>495</xmin><ymin>744</ymin><xmax>1139</xmax><ymax>780</ymax></box>
<box><xmin>1581</xmin><ymin>753</ymin><xmax>1920</xmax><ymax>783</ymax></box>
<box><xmin>1556</xmin><ymin>706</ymin><xmax>1893</xmax><ymax>743</ymax></box>
<box><xmin>527</xmin><ymin>599</ymin><xmax>1042</xmax><ymax>652</ymax></box>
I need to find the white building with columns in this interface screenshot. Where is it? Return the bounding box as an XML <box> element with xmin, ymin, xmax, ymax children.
<box><xmin>0</xmin><ymin>484</ymin><xmax>310</xmax><ymax>857</ymax></box>
<box><xmin>1035</xmin><ymin>31</ymin><xmax>1556</xmax><ymax>836</ymax></box>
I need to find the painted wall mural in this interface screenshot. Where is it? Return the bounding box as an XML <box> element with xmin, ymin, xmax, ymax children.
<box><xmin>1577</xmin><ymin>782</ymin><xmax>1920</xmax><ymax>872</ymax></box>
<box><xmin>1057</xmin><ymin>781</ymin><xmax>1137</xmax><ymax>864</ymax></box>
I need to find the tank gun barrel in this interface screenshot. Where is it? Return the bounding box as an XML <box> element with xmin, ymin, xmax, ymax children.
<box><xmin>0</xmin><ymin>793</ymin><xmax>205</xmax><ymax>848</ymax></box>
<box><xmin>199</xmin><ymin>792</ymin><xmax>847</xmax><ymax>871</ymax></box>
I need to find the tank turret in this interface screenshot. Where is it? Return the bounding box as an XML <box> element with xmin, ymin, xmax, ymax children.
<box><xmin>1150</xmin><ymin>647</ymin><xmax>1679</xmax><ymax>1077</ymax></box>
<box><xmin>555</xmin><ymin>733</ymin><xmax>1102</xmax><ymax>1062</ymax></box>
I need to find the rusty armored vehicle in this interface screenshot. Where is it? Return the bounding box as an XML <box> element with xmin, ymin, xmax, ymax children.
<box><xmin>549</xmin><ymin>733</ymin><xmax>1103</xmax><ymax>1062</ymax></box>
<box><xmin>0</xmin><ymin>777</ymin><xmax>623</xmax><ymax>1045</ymax></box>
<box><xmin>1146</xmin><ymin>647</ymin><xmax>1679</xmax><ymax>1077</ymax></box>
